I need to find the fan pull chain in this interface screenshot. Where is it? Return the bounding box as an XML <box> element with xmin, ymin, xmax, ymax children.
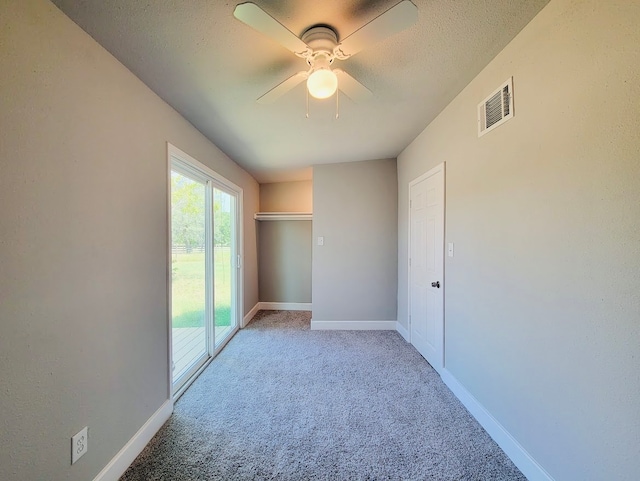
<box><xmin>306</xmin><ymin>88</ymin><xmax>309</xmax><ymax>119</ymax></box>
<box><xmin>335</xmin><ymin>89</ymin><xmax>340</xmax><ymax>119</ymax></box>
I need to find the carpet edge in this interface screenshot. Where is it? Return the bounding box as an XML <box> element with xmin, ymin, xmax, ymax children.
<box><xmin>441</xmin><ymin>369</ymin><xmax>555</xmax><ymax>481</ymax></box>
<box><xmin>93</xmin><ymin>399</ymin><xmax>173</xmax><ymax>481</ymax></box>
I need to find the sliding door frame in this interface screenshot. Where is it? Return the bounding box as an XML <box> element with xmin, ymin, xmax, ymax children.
<box><xmin>166</xmin><ymin>143</ymin><xmax>243</xmax><ymax>400</ymax></box>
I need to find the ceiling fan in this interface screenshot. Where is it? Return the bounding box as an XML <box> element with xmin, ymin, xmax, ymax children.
<box><xmin>233</xmin><ymin>1</ymin><xmax>418</xmax><ymax>104</ymax></box>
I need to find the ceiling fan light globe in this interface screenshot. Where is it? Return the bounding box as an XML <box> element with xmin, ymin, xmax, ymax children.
<box><xmin>307</xmin><ymin>69</ymin><xmax>338</xmax><ymax>99</ymax></box>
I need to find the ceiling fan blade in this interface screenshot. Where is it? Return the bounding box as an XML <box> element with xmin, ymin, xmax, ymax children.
<box><xmin>334</xmin><ymin>69</ymin><xmax>373</xmax><ymax>103</ymax></box>
<box><xmin>234</xmin><ymin>3</ymin><xmax>310</xmax><ymax>58</ymax></box>
<box><xmin>257</xmin><ymin>71</ymin><xmax>308</xmax><ymax>104</ymax></box>
<box><xmin>334</xmin><ymin>0</ymin><xmax>418</xmax><ymax>59</ymax></box>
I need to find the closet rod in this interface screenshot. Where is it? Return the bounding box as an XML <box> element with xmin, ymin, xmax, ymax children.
<box><xmin>254</xmin><ymin>212</ymin><xmax>313</xmax><ymax>221</ymax></box>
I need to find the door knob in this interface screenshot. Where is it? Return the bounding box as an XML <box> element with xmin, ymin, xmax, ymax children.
<box><xmin>431</xmin><ymin>281</ymin><xmax>440</xmax><ymax>288</ymax></box>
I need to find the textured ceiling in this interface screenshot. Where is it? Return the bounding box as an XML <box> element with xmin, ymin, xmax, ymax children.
<box><xmin>51</xmin><ymin>0</ymin><xmax>549</xmax><ymax>183</ymax></box>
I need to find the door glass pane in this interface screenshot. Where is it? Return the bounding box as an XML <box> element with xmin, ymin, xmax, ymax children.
<box><xmin>171</xmin><ymin>171</ymin><xmax>208</xmax><ymax>383</ymax></box>
<box><xmin>214</xmin><ymin>188</ymin><xmax>235</xmax><ymax>346</ymax></box>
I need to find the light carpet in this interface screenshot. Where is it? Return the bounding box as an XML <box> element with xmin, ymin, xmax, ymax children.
<box><xmin>120</xmin><ymin>310</ymin><xmax>525</xmax><ymax>480</ymax></box>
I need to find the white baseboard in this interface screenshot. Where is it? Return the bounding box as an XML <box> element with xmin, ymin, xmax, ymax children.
<box><xmin>93</xmin><ymin>399</ymin><xmax>173</xmax><ymax>481</ymax></box>
<box><xmin>440</xmin><ymin>369</ymin><xmax>554</xmax><ymax>481</ymax></box>
<box><xmin>395</xmin><ymin>321</ymin><xmax>410</xmax><ymax>341</ymax></box>
<box><xmin>311</xmin><ymin>320</ymin><xmax>397</xmax><ymax>330</ymax></box>
<box><xmin>259</xmin><ymin>302</ymin><xmax>312</xmax><ymax>311</ymax></box>
<box><xmin>242</xmin><ymin>302</ymin><xmax>261</xmax><ymax>327</ymax></box>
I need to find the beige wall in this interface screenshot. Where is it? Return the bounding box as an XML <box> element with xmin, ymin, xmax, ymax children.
<box><xmin>398</xmin><ymin>0</ymin><xmax>640</xmax><ymax>479</ymax></box>
<box><xmin>0</xmin><ymin>1</ymin><xmax>258</xmax><ymax>480</ymax></box>
<box><xmin>313</xmin><ymin>159</ymin><xmax>397</xmax><ymax>322</ymax></box>
<box><xmin>259</xmin><ymin>180</ymin><xmax>313</xmax><ymax>213</ymax></box>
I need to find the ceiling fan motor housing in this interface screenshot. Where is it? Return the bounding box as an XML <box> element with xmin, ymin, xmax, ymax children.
<box><xmin>302</xmin><ymin>26</ymin><xmax>338</xmax><ymax>68</ymax></box>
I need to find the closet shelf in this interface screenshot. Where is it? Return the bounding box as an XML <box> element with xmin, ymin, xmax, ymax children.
<box><xmin>254</xmin><ymin>212</ymin><xmax>313</xmax><ymax>221</ymax></box>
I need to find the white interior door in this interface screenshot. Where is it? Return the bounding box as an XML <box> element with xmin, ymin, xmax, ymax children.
<box><xmin>409</xmin><ymin>164</ymin><xmax>445</xmax><ymax>372</ymax></box>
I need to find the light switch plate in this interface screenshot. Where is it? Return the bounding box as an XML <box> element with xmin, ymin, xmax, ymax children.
<box><xmin>448</xmin><ymin>243</ymin><xmax>454</xmax><ymax>257</ymax></box>
<box><xmin>317</xmin><ymin>236</ymin><xmax>324</xmax><ymax>246</ymax></box>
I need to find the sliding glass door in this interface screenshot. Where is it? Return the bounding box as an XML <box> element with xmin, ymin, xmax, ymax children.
<box><xmin>169</xmin><ymin>145</ymin><xmax>242</xmax><ymax>396</ymax></box>
<box><xmin>214</xmin><ymin>188</ymin><xmax>237</xmax><ymax>345</ymax></box>
<box><xmin>170</xmin><ymin>170</ymin><xmax>209</xmax><ymax>385</ymax></box>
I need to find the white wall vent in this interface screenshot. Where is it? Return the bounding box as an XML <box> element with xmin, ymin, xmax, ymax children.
<box><xmin>478</xmin><ymin>77</ymin><xmax>514</xmax><ymax>137</ymax></box>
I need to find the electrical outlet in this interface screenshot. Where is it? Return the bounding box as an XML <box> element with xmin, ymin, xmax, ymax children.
<box><xmin>71</xmin><ymin>427</ymin><xmax>88</xmax><ymax>464</ymax></box>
